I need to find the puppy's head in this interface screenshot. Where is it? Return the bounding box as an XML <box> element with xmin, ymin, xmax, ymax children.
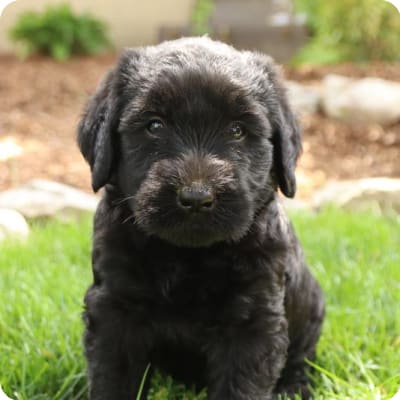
<box><xmin>78</xmin><ymin>37</ymin><xmax>301</xmax><ymax>247</ymax></box>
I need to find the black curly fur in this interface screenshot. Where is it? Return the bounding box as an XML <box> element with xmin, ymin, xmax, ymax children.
<box><xmin>78</xmin><ymin>37</ymin><xmax>325</xmax><ymax>400</ymax></box>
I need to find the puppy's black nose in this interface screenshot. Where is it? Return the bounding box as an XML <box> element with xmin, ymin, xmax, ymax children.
<box><xmin>178</xmin><ymin>184</ymin><xmax>215</xmax><ymax>212</ymax></box>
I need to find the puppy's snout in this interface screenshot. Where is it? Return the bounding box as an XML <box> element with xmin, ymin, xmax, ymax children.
<box><xmin>177</xmin><ymin>183</ymin><xmax>215</xmax><ymax>212</ymax></box>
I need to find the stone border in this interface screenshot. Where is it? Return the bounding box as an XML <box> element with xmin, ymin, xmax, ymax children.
<box><xmin>286</xmin><ymin>75</ymin><xmax>400</xmax><ymax>126</ymax></box>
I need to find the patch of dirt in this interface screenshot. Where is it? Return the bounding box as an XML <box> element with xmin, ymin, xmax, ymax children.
<box><xmin>0</xmin><ymin>53</ymin><xmax>116</xmax><ymax>192</ymax></box>
<box><xmin>285</xmin><ymin>62</ymin><xmax>400</xmax><ymax>83</ymax></box>
<box><xmin>296</xmin><ymin>114</ymin><xmax>400</xmax><ymax>198</ymax></box>
<box><xmin>0</xmin><ymin>54</ymin><xmax>399</xmax><ymax>199</ymax></box>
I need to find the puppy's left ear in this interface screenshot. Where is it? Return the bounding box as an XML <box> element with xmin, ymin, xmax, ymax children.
<box><xmin>250</xmin><ymin>53</ymin><xmax>302</xmax><ymax>198</ymax></box>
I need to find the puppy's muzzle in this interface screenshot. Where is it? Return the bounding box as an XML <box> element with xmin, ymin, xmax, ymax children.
<box><xmin>177</xmin><ymin>182</ymin><xmax>215</xmax><ymax>213</ymax></box>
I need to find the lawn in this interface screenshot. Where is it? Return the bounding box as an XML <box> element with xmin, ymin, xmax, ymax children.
<box><xmin>0</xmin><ymin>209</ymin><xmax>399</xmax><ymax>400</ymax></box>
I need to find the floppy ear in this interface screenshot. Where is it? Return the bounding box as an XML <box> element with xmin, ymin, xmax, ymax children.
<box><xmin>250</xmin><ymin>53</ymin><xmax>302</xmax><ymax>198</ymax></box>
<box><xmin>78</xmin><ymin>69</ymin><xmax>119</xmax><ymax>192</ymax></box>
<box><xmin>270</xmin><ymin>90</ymin><xmax>302</xmax><ymax>198</ymax></box>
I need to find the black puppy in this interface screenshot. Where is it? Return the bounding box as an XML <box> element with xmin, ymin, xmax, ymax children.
<box><xmin>78</xmin><ymin>37</ymin><xmax>325</xmax><ymax>400</ymax></box>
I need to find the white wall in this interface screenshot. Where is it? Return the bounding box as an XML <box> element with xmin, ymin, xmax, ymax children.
<box><xmin>0</xmin><ymin>0</ymin><xmax>195</xmax><ymax>53</ymax></box>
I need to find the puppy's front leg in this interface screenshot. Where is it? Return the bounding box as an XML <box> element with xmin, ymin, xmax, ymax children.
<box><xmin>83</xmin><ymin>288</ymin><xmax>151</xmax><ymax>400</ymax></box>
<box><xmin>207</xmin><ymin>311</ymin><xmax>289</xmax><ymax>400</ymax></box>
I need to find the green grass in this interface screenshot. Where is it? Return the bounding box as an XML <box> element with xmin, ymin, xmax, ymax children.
<box><xmin>0</xmin><ymin>209</ymin><xmax>399</xmax><ymax>399</ymax></box>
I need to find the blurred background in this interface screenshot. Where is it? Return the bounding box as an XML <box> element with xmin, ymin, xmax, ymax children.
<box><xmin>1</xmin><ymin>2</ymin><xmax>400</xmax><ymax>400</ymax></box>
<box><xmin>0</xmin><ymin>0</ymin><xmax>399</xmax><ymax>201</ymax></box>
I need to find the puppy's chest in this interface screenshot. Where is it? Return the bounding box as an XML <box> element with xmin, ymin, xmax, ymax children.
<box><xmin>144</xmin><ymin>251</ymin><xmax>268</xmax><ymax>323</ymax></box>
<box><xmin>152</xmin><ymin>257</ymin><xmax>232</xmax><ymax>311</ymax></box>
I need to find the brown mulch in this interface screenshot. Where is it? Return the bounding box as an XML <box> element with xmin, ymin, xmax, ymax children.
<box><xmin>0</xmin><ymin>53</ymin><xmax>399</xmax><ymax>199</ymax></box>
<box><xmin>285</xmin><ymin>62</ymin><xmax>400</xmax><ymax>83</ymax></box>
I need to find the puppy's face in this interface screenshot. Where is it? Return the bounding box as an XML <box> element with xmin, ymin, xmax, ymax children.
<box><xmin>78</xmin><ymin>38</ymin><xmax>301</xmax><ymax>247</ymax></box>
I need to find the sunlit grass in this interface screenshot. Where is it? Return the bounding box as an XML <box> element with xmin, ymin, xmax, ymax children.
<box><xmin>0</xmin><ymin>209</ymin><xmax>399</xmax><ymax>399</ymax></box>
<box><xmin>0</xmin><ymin>218</ymin><xmax>92</xmax><ymax>400</ymax></box>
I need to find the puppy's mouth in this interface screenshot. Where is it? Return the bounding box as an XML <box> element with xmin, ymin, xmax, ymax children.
<box><xmin>131</xmin><ymin>156</ymin><xmax>253</xmax><ymax>247</ymax></box>
<box><xmin>156</xmin><ymin>223</ymin><xmax>225</xmax><ymax>248</ymax></box>
<box><xmin>134</xmin><ymin>200</ymin><xmax>238</xmax><ymax>247</ymax></box>
<box><xmin>132</xmin><ymin>188</ymin><xmax>253</xmax><ymax>248</ymax></box>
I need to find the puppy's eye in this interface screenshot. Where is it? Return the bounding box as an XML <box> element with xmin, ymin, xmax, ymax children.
<box><xmin>229</xmin><ymin>123</ymin><xmax>245</xmax><ymax>139</ymax></box>
<box><xmin>147</xmin><ymin>119</ymin><xmax>165</xmax><ymax>134</ymax></box>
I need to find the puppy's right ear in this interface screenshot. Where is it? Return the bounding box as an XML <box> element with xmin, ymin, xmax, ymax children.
<box><xmin>78</xmin><ymin>69</ymin><xmax>119</xmax><ymax>192</ymax></box>
<box><xmin>248</xmin><ymin>52</ymin><xmax>302</xmax><ymax>198</ymax></box>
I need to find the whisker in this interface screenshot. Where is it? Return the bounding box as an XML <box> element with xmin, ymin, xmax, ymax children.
<box><xmin>122</xmin><ymin>214</ymin><xmax>136</xmax><ymax>224</ymax></box>
<box><xmin>112</xmin><ymin>195</ymin><xmax>135</xmax><ymax>206</ymax></box>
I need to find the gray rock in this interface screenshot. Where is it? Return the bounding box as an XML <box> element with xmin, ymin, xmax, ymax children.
<box><xmin>0</xmin><ymin>180</ymin><xmax>99</xmax><ymax>220</ymax></box>
<box><xmin>0</xmin><ymin>208</ymin><xmax>30</xmax><ymax>241</ymax></box>
<box><xmin>313</xmin><ymin>178</ymin><xmax>400</xmax><ymax>215</ymax></box>
<box><xmin>286</xmin><ymin>81</ymin><xmax>321</xmax><ymax>115</ymax></box>
<box><xmin>321</xmin><ymin>75</ymin><xmax>400</xmax><ymax>125</ymax></box>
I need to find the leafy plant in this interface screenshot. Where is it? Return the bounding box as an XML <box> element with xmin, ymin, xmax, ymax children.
<box><xmin>293</xmin><ymin>0</ymin><xmax>400</xmax><ymax>64</ymax></box>
<box><xmin>191</xmin><ymin>0</ymin><xmax>215</xmax><ymax>35</ymax></box>
<box><xmin>9</xmin><ymin>4</ymin><xmax>111</xmax><ymax>61</ymax></box>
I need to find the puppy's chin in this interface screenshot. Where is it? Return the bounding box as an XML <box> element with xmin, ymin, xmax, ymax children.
<box><xmin>156</xmin><ymin>230</ymin><xmax>224</xmax><ymax>248</ymax></box>
<box><xmin>135</xmin><ymin>213</ymin><xmax>253</xmax><ymax>248</ymax></box>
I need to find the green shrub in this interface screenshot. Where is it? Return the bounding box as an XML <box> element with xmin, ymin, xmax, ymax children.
<box><xmin>191</xmin><ymin>0</ymin><xmax>215</xmax><ymax>35</ymax></box>
<box><xmin>9</xmin><ymin>4</ymin><xmax>111</xmax><ymax>61</ymax></box>
<box><xmin>293</xmin><ymin>0</ymin><xmax>400</xmax><ymax>64</ymax></box>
